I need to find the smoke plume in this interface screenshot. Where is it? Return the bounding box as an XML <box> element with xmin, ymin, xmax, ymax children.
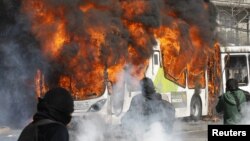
<box><xmin>0</xmin><ymin>0</ymin><xmax>47</xmax><ymax>128</ymax></box>
<box><xmin>0</xmin><ymin>0</ymin><xmax>218</xmax><ymax>128</ymax></box>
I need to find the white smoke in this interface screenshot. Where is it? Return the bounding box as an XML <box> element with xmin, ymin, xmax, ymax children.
<box><xmin>0</xmin><ymin>0</ymin><xmax>46</xmax><ymax>128</ymax></box>
<box><xmin>0</xmin><ymin>41</ymin><xmax>38</xmax><ymax>128</ymax></box>
<box><xmin>72</xmin><ymin>64</ymin><xmax>183</xmax><ymax>141</ymax></box>
<box><xmin>240</xmin><ymin>102</ymin><xmax>250</xmax><ymax>124</ymax></box>
<box><xmin>73</xmin><ymin>114</ymin><xmax>106</xmax><ymax>141</ymax></box>
<box><xmin>143</xmin><ymin>122</ymin><xmax>170</xmax><ymax>141</ymax></box>
<box><xmin>72</xmin><ymin>117</ymin><xmax>182</xmax><ymax>141</ymax></box>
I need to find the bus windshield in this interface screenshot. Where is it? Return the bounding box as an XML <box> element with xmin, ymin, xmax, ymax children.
<box><xmin>225</xmin><ymin>55</ymin><xmax>248</xmax><ymax>86</ymax></box>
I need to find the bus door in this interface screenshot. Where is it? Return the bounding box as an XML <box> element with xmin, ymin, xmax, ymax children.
<box><xmin>222</xmin><ymin>54</ymin><xmax>250</xmax><ymax>93</ymax></box>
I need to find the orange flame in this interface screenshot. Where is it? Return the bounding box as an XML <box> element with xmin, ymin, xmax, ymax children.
<box><xmin>22</xmin><ymin>0</ymin><xmax>218</xmax><ymax>101</ymax></box>
<box><xmin>207</xmin><ymin>42</ymin><xmax>222</xmax><ymax>116</ymax></box>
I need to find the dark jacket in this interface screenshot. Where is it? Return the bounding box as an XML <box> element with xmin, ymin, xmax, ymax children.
<box><xmin>18</xmin><ymin>100</ymin><xmax>71</xmax><ymax>141</ymax></box>
<box><xmin>122</xmin><ymin>93</ymin><xmax>175</xmax><ymax>133</ymax></box>
<box><xmin>18</xmin><ymin>87</ymin><xmax>74</xmax><ymax>141</ymax></box>
<box><xmin>239</xmin><ymin>88</ymin><xmax>250</xmax><ymax>102</ymax></box>
<box><xmin>124</xmin><ymin>77</ymin><xmax>158</xmax><ymax>118</ymax></box>
<box><xmin>159</xmin><ymin>99</ymin><xmax>175</xmax><ymax>132</ymax></box>
<box><xmin>151</xmin><ymin>93</ymin><xmax>175</xmax><ymax>133</ymax></box>
<box><xmin>122</xmin><ymin>94</ymin><xmax>148</xmax><ymax>120</ymax></box>
<box><xmin>122</xmin><ymin>77</ymin><xmax>175</xmax><ymax>133</ymax></box>
<box><xmin>18</xmin><ymin>119</ymin><xmax>69</xmax><ymax>141</ymax></box>
<box><xmin>216</xmin><ymin>90</ymin><xmax>246</xmax><ymax>124</ymax></box>
<box><xmin>121</xmin><ymin>93</ymin><xmax>156</xmax><ymax>130</ymax></box>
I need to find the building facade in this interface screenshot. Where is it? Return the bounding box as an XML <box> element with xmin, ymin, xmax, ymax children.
<box><xmin>212</xmin><ymin>0</ymin><xmax>250</xmax><ymax>45</ymax></box>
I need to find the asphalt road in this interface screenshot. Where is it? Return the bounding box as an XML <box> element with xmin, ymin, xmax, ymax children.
<box><xmin>172</xmin><ymin>119</ymin><xmax>211</xmax><ymax>141</ymax></box>
<box><xmin>0</xmin><ymin>119</ymin><xmax>222</xmax><ymax>141</ymax></box>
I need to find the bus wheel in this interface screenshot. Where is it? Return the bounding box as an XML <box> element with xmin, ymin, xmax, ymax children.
<box><xmin>190</xmin><ymin>95</ymin><xmax>202</xmax><ymax>121</ymax></box>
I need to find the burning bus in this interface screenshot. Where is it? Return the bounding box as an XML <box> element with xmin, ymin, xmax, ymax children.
<box><xmin>2</xmin><ymin>0</ymin><xmax>250</xmax><ymax>130</ymax></box>
<box><xmin>34</xmin><ymin>41</ymin><xmax>221</xmax><ymax>124</ymax></box>
<box><xmin>18</xmin><ymin>0</ymin><xmax>221</xmax><ymax>124</ymax></box>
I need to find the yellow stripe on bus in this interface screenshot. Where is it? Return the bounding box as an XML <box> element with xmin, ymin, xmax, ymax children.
<box><xmin>153</xmin><ymin>68</ymin><xmax>178</xmax><ymax>93</ymax></box>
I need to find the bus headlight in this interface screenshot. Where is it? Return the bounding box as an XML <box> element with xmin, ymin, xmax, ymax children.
<box><xmin>87</xmin><ymin>99</ymin><xmax>107</xmax><ymax>112</ymax></box>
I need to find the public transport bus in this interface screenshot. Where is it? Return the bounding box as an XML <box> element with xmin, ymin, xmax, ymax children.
<box><xmin>73</xmin><ymin>42</ymin><xmax>210</xmax><ymax>123</ymax></box>
<box><xmin>220</xmin><ymin>46</ymin><xmax>250</xmax><ymax>95</ymax></box>
<box><xmin>36</xmin><ymin>44</ymin><xmax>250</xmax><ymax>123</ymax></box>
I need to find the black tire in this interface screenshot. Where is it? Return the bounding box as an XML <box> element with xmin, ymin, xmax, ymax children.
<box><xmin>190</xmin><ymin>95</ymin><xmax>202</xmax><ymax>121</ymax></box>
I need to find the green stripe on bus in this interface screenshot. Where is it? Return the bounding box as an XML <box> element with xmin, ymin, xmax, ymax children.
<box><xmin>153</xmin><ymin>68</ymin><xmax>178</xmax><ymax>93</ymax></box>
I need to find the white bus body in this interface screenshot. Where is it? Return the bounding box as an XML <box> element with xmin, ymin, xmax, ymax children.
<box><xmin>220</xmin><ymin>46</ymin><xmax>250</xmax><ymax>94</ymax></box>
<box><xmin>73</xmin><ymin>43</ymin><xmax>210</xmax><ymax>123</ymax></box>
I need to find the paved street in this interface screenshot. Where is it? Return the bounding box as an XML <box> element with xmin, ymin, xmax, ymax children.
<box><xmin>0</xmin><ymin>118</ymin><xmax>223</xmax><ymax>141</ymax></box>
<box><xmin>172</xmin><ymin>119</ymin><xmax>213</xmax><ymax>141</ymax></box>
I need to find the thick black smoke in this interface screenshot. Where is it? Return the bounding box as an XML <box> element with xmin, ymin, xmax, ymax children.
<box><xmin>0</xmin><ymin>0</ymin><xmax>45</xmax><ymax>128</ymax></box>
<box><xmin>164</xmin><ymin>0</ymin><xmax>217</xmax><ymax>47</ymax></box>
<box><xmin>0</xmin><ymin>0</ymin><xmax>217</xmax><ymax>128</ymax></box>
<box><xmin>20</xmin><ymin>0</ymin><xmax>130</xmax><ymax>88</ymax></box>
<box><xmin>21</xmin><ymin>0</ymin><xmax>217</xmax><ymax>87</ymax></box>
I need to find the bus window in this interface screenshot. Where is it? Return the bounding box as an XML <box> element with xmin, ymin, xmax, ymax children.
<box><xmin>225</xmin><ymin>55</ymin><xmax>248</xmax><ymax>86</ymax></box>
<box><xmin>153</xmin><ymin>54</ymin><xmax>159</xmax><ymax>65</ymax></box>
<box><xmin>153</xmin><ymin>52</ymin><xmax>160</xmax><ymax>75</ymax></box>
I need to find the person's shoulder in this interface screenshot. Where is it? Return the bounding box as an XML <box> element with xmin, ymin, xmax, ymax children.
<box><xmin>49</xmin><ymin>124</ymin><xmax>69</xmax><ymax>141</ymax></box>
<box><xmin>236</xmin><ymin>89</ymin><xmax>244</xmax><ymax>92</ymax></box>
<box><xmin>223</xmin><ymin>91</ymin><xmax>233</xmax><ymax>98</ymax></box>
<box><xmin>52</xmin><ymin>124</ymin><xmax>68</xmax><ymax>134</ymax></box>
<box><xmin>134</xmin><ymin>94</ymin><xmax>141</xmax><ymax>98</ymax></box>
<box><xmin>130</xmin><ymin>94</ymin><xmax>143</xmax><ymax>105</ymax></box>
<box><xmin>235</xmin><ymin>89</ymin><xmax>246</xmax><ymax>96</ymax></box>
<box><xmin>132</xmin><ymin>94</ymin><xmax>143</xmax><ymax>100</ymax></box>
<box><xmin>39</xmin><ymin>123</ymin><xmax>69</xmax><ymax>140</ymax></box>
<box><xmin>154</xmin><ymin>93</ymin><xmax>162</xmax><ymax>100</ymax></box>
<box><xmin>162</xmin><ymin>99</ymin><xmax>174</xmax><ymax>107</ymax></box>
<box><xmin>39</xmin><ymin>122</ymin><xmax>68</xmax><ymax>134</ymax></box>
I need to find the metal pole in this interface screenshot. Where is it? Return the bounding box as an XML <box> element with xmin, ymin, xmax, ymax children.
<box><xmin>236</xmin><ymin>24</ymin><xmax>239</xmax><ymax>45</ymax></box>
<box><xmin>247</xmin><ymin>15</ymin><xmax>250</xmax><ymax>45</ymax></box>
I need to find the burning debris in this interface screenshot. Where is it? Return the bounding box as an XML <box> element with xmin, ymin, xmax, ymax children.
<box><xmin>1</xmin><ymin>0</ymin><xmax>219</xmax><ymax>128</ymax></box>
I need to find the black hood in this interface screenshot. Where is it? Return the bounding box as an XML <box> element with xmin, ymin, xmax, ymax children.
<box><xmin>33</xmin><ymin>87</ymin><xmax>74</xmax><ymax>125</ymax></box>
<box><xmin>140</xmin><ymin>77</ymin><xmax>156</xmax><ymax>99</ymax></box>
<box><xmin>226</xmin><ymin>79</ymin><xmax>238</xmax><ymax>91</ymax></box>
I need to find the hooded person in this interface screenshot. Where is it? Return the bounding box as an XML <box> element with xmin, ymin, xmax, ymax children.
<box><xmin>18</xmin><ymin>87</ymin><xmax>74</xmax><ymax>141</ymax></box>
<box><xmin>153</xmin><ymin>94</ymin><xmax>175</xmax><ymax>133</ymax></box>
<box><xmin>121</xmin><ymin>77</ymin><xmax>162</xmax><ymax>133</ymax></box>
<box><xmin>122</xmin><ymin>77</ymin><xmax>175</xmax><ymax>135</ymax></box>
<box><xmin>126</xmin><ymin>77</ymin><xmax>157</xmax><ymax>117</ymax></box>
<box><xmin>216</xmin><ymin>79</ymin><xmax>246</xmax><ymax>125</ymax></box>
<box><xmin>140</xmin><ymin>77</ymin><xmax>156</xmax><ymax>100</ymax></box>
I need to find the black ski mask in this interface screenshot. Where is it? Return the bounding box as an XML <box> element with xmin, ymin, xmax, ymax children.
<box><xmin>34</xmin><ymin>87</ymin><xmax>74</xmax><ymax>125</ymax></box>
